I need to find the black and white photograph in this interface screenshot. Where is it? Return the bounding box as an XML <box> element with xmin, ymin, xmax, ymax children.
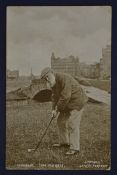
<box><xmin>6</xmin><ymin>6</ymin><xmax>111</xmax><ymax>170</ymax></box>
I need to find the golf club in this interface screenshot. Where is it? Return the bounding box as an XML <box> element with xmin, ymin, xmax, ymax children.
<box><xmin>27</xmin><ymin>111</ymin><xmax>59</xmax><ymax>154</ymax></box>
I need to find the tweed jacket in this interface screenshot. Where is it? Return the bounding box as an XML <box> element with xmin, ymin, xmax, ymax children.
<box><xmin>51</xmin><ymin>72</ymin><xmax>88</xmax><ymax>112</ymax></box>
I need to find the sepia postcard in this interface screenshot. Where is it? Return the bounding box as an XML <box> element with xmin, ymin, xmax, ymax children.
<box><xmin>6</xmin><ymin>6</ymin><xmax>111</xmax><ymax>170</ymax></box>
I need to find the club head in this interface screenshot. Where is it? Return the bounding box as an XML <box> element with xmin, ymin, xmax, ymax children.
<box><xmin>27</xmin><ymin>148</ymin><xmax>35</xmax><ymax>153</ymax></box>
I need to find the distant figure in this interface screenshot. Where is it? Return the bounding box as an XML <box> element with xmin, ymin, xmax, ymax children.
<box><xmin>40</xmin><ymin>67</ymin><xmax>88</xmax><ymax>155</ymax></box>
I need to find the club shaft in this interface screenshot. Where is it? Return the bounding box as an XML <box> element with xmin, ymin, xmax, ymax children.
<box><xmin>32</xmin><ymin>112</ymin><xmax>60</xmax><ymax>153</ymax></box>
<box><xmin>33</xmin><ymin>117</ymin><xmax>54</xmax><ymax>153</ymax></box>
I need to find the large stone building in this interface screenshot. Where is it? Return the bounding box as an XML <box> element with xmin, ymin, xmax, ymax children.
<box><xmin>100</xmin><ymin>44</ymin><xmax>111</xmax><ymax>79</ymax></box>
<box><xmin>80</xmin><ymin>62</ymin><xmax>100</xmax><ymax>79</ymax></box>
<box><xmin>50</xmin><ymin>44</ymin><xmax>111</xmax><ymax>79</ymax></box>
<box><xmin>51</xmin><ymin>52</ymin><xmax>81</xmax><ymax>77</ymax></box>
<box><xmin>51</xmin><ymin>52</ymin><xmax>100</xmax><ymax>79</ymax></box>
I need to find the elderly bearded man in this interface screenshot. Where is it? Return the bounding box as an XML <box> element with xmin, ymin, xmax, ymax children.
<box><xmin>40</xmin><ymin>67</ymin><xmax>88</xmax><ymax>155</ymax></box>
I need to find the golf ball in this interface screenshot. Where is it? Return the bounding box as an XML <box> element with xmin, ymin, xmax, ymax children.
<box><xmin>28</xmin><ymin>149</ymin><xmax>32</xmax><ymax>152</ymax></box>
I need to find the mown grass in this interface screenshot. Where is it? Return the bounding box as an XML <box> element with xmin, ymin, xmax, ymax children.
<box><xmin>6</xmin><ymin>100</ymin><xmax>111</xmax><ymax>170</ymax></box>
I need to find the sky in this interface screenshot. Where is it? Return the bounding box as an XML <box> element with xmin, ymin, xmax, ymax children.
<box><xmin>7</xmin><ymin>6</ymin><xmax>112</xmax><ymax>75</ymax></box>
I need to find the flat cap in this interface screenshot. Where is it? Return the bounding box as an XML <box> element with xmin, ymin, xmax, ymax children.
<box><xmin>40</xmin><ymin>67</ymin><xmax>52</xmax><ymax>79</ymax></box>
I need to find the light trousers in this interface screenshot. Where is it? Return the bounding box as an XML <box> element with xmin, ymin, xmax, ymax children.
<box><xmin>57</xmin><ymin>108</ymin><xmax>84</xmax><ymax>151</ymax></box>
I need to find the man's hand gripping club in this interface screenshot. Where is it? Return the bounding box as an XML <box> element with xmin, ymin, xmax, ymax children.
<box><xmin>51</xmin><ymin>106</ymin><xmax>59</xmax><ymax>119</ymax></box>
